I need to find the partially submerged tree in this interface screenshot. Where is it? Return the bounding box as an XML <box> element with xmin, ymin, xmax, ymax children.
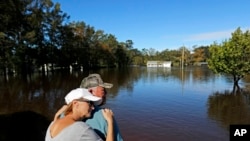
<box><xmin>208</xmin><ymin>27</ymin><xmax>250</xmax><ymax>92</ymax></box>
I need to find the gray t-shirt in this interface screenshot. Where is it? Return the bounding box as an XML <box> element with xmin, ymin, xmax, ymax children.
<box><xmin>45</xmin><ymin>121</ymin><xmax>103</xmax><ymax>141</ymax></box>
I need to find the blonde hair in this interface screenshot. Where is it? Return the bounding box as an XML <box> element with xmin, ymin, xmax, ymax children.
<box><xmin>64</xmin><ymin>98</ymin><xmax>88</xmax><ymax>115</ymax></box>
<box><xmin>64</xmin><ymin>102</ymin><xmax>73</xmax><ymax>116</ymax></box>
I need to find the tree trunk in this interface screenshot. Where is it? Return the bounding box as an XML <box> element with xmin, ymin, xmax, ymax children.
<box><xmin>3</xmin><ymin>67</ymin><xmax>7</xmax><ymax>82</ymax></box>
<box><xmin>233</xmin><ymin>75</ymin><xmax>241</xmax><ymax>94</ymax></box>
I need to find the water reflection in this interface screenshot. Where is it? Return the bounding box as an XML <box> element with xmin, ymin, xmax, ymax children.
<box><xmin>0</xmin><ymin>72</ymin><xmax>83</xmax><ymax>119</ymax></box>
<box><xmin>0</xmin><ymin>68</ymin><xmax>145</xmax><ymax>118</ymax></box>
<box><xmin>1</xmin><ymin>67</ymin><xmax>250</xmax><ymax>141</ymax></box>
<box><xmin>207</xmin><ymin>90</ymin><xmax>250</xmax><ymax>129</ymax></box>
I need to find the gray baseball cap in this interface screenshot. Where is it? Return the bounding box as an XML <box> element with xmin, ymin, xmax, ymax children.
<box><xmin>80</xmin><ymin>74</ymin><xmax>113</xmax><ymax>89</ymax></box>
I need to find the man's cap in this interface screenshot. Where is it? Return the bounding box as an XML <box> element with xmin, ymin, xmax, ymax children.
<box><xmin>65</xmin><ymin>88</ymin><xmax>101</xmax><ymax>104</ymax></box>
<box><xmin>80</xmin><ymin>74</ymin><xmax>113</xmax><ymax>89</ymax></box>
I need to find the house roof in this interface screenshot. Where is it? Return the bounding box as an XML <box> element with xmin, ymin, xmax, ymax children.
<box><xmin>147</xmin><ymin>61</ymin><xmax>171</xmax><ymax>63</ymax></box>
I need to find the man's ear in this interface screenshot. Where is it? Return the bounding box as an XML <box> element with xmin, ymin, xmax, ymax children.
<box><xmin>88</xmin><ymin>88</ymin><xmax>93</xmax><ymax>93</ymax></box>
<box><xmin>72</xmin><ymin>100</ymin><xmax>78</xmax><ymax>106</ymax></box>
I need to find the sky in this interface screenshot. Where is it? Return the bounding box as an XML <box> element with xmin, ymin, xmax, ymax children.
<box><xmin>53</xmin><ymin>0</ymin><xmax>250</xmax><ymax>51</ymax></box>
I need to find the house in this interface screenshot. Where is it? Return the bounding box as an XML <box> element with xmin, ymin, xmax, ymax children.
<box><xmin>194</xmin><ymin>62</ymin><xmax>208</xmax><ymax>66</ymax></box>
<box><xmin>147</xmin><ymin>61</ymin><xmax>171</xmax><ymax>67</ymax></box>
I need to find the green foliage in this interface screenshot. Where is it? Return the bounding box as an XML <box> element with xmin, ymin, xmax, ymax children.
<box><xmin>192</xmin><ymin>46</ymin><xmax>209</xmax><ymax>64</ymax></box>
<box><xmin>2</xmin><ymin>0</ymin><xmax>248</xmax><ymax>77</ymax></box>
<box><xmin>208</xmin><ymin>27</ymin><xmax>250</xmax><ymax>85</ymax></box>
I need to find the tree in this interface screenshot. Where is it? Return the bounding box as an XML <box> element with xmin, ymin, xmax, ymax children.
<box><xmin>192</xmin><ymin>46</ymin><xmax>209</xmax><ymax>65</ymax></box>
<box><xmin>1</xmin><ymin>0</ymin><xmax>38</xmax><ymax>75</ymax></box>
<box><xmin>208</xmin><ymin>27</ymin><xmax>250</xmax><ymax>92</ymax></box>
<box><xmin>115</xmin><ymin>44</ymin><xmax>130</xmax><ymax>68</ymax></box>
<box><xmin>0</xmin><ymin>0</ymin><xmax>19</xmax><ymax>77</ymax></box>
<box><xmin>45</xmin><ymin>2</ymin><xmax>69</xmax><ymax>72</ymax></box>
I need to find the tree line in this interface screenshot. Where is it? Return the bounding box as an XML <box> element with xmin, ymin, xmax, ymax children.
<box><xmin>0</xmin><ymin>0</ymin><xmax>209</xmax><ymax>76</ymax></box>
<box><xmin>0</xmin><ymin>0</ymin><xmax>136</xmax><ymax>76</ymax></box>
<box><xmin>1</xmin><ymin>0</ymin><xmax>250</xmax><ymax>90</ymax></box>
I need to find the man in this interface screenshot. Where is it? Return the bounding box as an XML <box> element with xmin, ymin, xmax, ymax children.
<box><xmin>79</xmin><ymin>74</ymin><xmax>123</xmax><ymax>141</ymax></box>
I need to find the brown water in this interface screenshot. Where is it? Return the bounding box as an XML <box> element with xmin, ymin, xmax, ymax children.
<box><xmin>1</xmin><ymin>67</ymin><xmax>250</xmax><ymax>141</ymax></box>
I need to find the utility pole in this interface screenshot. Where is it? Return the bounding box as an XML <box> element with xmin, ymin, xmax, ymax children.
<box><xmin>182</xmin><ymin>46</ymin><xmax>184</xmax><ymax>69</ymax></box>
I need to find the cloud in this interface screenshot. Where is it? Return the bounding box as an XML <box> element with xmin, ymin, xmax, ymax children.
<box><xmin>184</xmin><ymin>30</ymin><xmax>233</xmax><ymax>42</ymax></box>
<box><xmin>159</xmin><ymin>27</ymin><xmax>250</xmax><ymax>50</ymax></box>
<box><xmin>184</xmin><ymin>27</ymin><xmax>250</xmax><ymax>42</ymax></box>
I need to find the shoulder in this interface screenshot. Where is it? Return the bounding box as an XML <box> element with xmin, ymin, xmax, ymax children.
<box><xmin>72</xmin><ymin>121</ymin><xmax>91</xmax><ymax>130</ymax></box>
<box><xmin>73</xmin><ymin>122</ymin><xmax>103</xmax><ymax>141</ymax></box>
<box><xmin>45</xmin><ymin>122</ymin><xmax>54</xmax><ymax>140</ymax></box>
<box><xmin>85</xmin><ymin>107</ymin><xmax>107</xmax><ymax>129</ymax></box>
<box><xmin>46</xmin><ymin>122</ymin><xmax>96</xmax><ymax>141</ymax></box>
<box><xmin>87</xmin><ymin>107</ymin><xmax>106</xmax><ymax>120</ymax></box>
<box><xmin>91</xmin><ymin>107</ymin><xmax>105</xmax><ymax>118</ymax></box>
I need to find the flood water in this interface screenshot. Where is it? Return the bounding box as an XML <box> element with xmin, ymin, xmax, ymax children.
<box><xmin>1</xmin><ymin>66</ymin><xmax>250</xmax><ymax>141</ymax></box>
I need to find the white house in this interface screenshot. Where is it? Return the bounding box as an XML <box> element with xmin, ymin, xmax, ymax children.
<box><xmin>162</xmin><ymin>61</ymin><xmax>171</xmax><ymax>67</ymax></box>
<box><xmin>147</xmin><ymin>61</ymin><xmax>171</xmax><ymax>67</ymax></box>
